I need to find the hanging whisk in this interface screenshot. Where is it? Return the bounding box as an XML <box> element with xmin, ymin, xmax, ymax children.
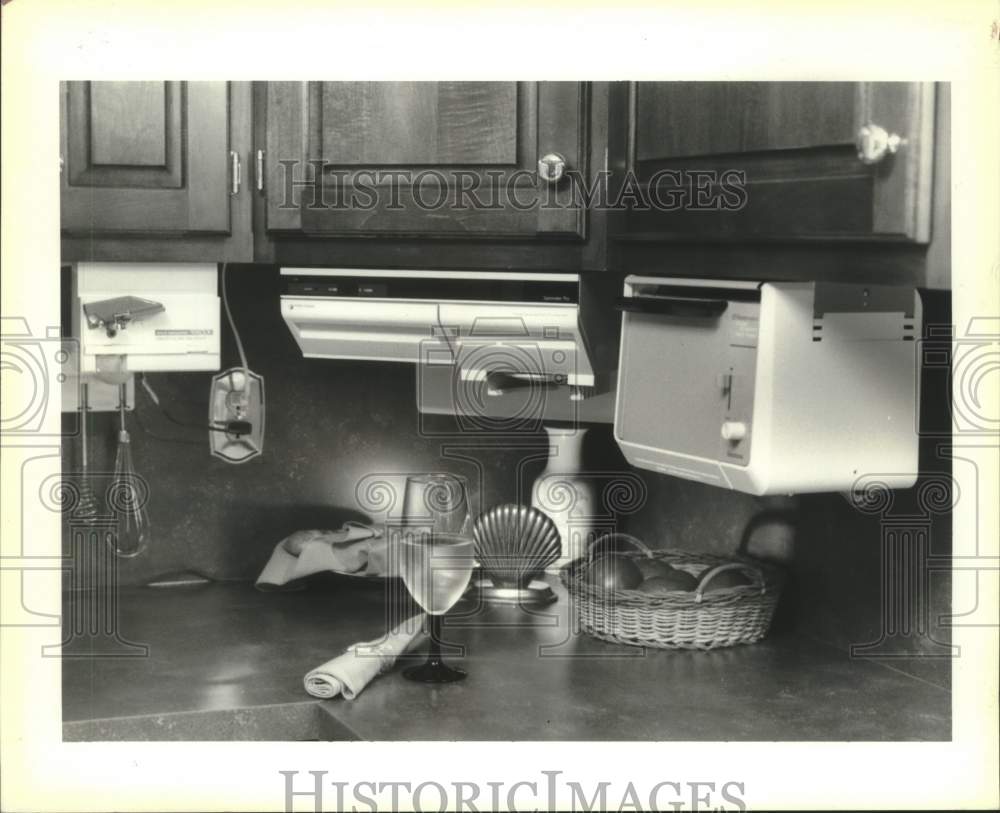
<box><xmin>111</xmin><ymin>383</ymin><xmax>151</xmax><ymax>557</ymax></box>
<box><xmin>74</xmin><ymin>383</ymin><xmax>100</xmax><ymax>523</ymax></box>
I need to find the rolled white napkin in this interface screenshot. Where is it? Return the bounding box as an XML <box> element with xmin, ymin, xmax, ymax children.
<box><xmin>304</xmin><ymin>615</ymin><xmax>427</xmax><ymax>700</ymax></box>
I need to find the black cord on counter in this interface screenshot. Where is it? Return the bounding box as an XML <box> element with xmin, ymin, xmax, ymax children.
<box><xmin>139</xmin><ymin>374</ymin><xmax>253</xmax><ymax>439</ymax></box>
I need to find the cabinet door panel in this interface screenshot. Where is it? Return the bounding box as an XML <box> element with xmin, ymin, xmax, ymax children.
<box><xmin>628</xmin><ymin>81</ymin><xmax>934</xmax><ymax>242</ymax></box>
<box><xmin>67</xmin><ymin>82</ymin><xmax>184</xmax><ymax>189</ymax></box>
<box><xmin>266</xmin><ymin>81</ymin><xmax>585</xmax><ymax>239</ymax></box>
<box><xmin>637</xmin><ymin>82</ymin><xmax>857</xmax><ymax>159</ymax></box>
<box><xmin>89</xmin><ymin>82</ymin><xmax>169</xmax><ymax>166</ymax></box>
<box><xmin>61</xmin><ymin>81</ymin><xmax>231</xmax><ymax>235</ymax></box>
<box><xmin>319</xmin><ymin>81</ymin><xmax>518</xmax><ymax>165</ymax></box>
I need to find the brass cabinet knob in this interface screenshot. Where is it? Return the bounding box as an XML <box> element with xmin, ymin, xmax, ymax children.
<box><xmin>856</xmin><ymin>123</ymin><xmax>905</xmax><ymax>165</ymax></box>
<box><xmin>538</xmin><ymin>152</ymin><xmax>567</xmax><ymax>183</ymax></box>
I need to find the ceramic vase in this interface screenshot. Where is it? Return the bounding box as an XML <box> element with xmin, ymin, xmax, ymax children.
<box><xmin>530</xmin><ymin>426</ymin><xmax>597</xmax><ymax>570</ymax></box>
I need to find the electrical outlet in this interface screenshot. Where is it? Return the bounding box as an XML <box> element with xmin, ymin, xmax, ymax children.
<box><xmin>208</xmin><ymin>368</ymin><xmax>265</xmax><ymax>463</ymax></box>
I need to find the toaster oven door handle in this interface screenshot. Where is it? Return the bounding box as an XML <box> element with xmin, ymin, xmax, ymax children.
<box><xmin>483</xmin><ymin>370</ymin><xmax>564</xmax><ymax>396</ymax></box>
<box><xmin>615</xmin><ymin>295</ymin><xmax>729</xmax><ymax>318</ymax></box>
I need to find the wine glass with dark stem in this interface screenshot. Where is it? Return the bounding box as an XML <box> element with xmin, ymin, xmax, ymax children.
<box><xmin>398</xmin><ymin>474</ymin><xmax>474</xmax><ymax>682</ymax></box>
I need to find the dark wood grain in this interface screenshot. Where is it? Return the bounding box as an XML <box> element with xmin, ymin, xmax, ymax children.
<box><xmin>264</xmin><ymin>81</ymin><xmax>312</xmax><ymax>233</ymax></box>
<box><xmin>185</xmin><ymin>82</ymin><xmax>230</xmax><ymax>231</ymax></box>
<box><xmin>859</xmin><ymin>82</ymin><xmax>936</xmax><ymax>240</ymax></box>
<box><xmin>580</xmin><ymin>81</ymin><xmax>621</xmax><ymax>271</ymax></box>
<box><xmin>319</xmin><ymin>81</ymin><xmax>516</xmax><ymax>165</ymax></box>
<box><xmin>615</xmin><ymin>80</ymin><xmax>949</xmax><ymax>287</ymax></box>
<box><xmin>627</xmin><ymin>173</ymin><xmax>874</xmax><ymax>237</ymax></box>
<box><xmin>62</xmin><ymin>81</ymin><xmax>231</xmax><ymax>235</ymax></box>
<box><xmin>614</xmin><ymin>239</ymin><xmax>935</xmax><ymax>287</ymax></box>
<box><xmin>924</xmin><ymin>83</ymin><xmax>950</xmax><ymax>288</ymax></box>
<box><xmin>261</xmin><ymin>81</ymin><xmax>584</xmax><ymax>239</ymax></box>
<box><xmin>89</xmin><ymin>81</ymin><xmax>167</xmax><ymax>166</ymax></box>
<box><xmin>629</xmin><ymin>81</ymin><xmax>935</xmax><ymax>243</ymax></box>
<box><xmin>263</xmin><ymin>236</ymin><xmax>590</xmax><ymax>271</ymax></box>
<box><xmin>62</xmin><ymin>82</ymin><xmax>254</xmax><ymax>262</ymax></box>
<box><xmin>305</xmin><ymin>81</ymin><xmax>538</xmax><ymax>236</ymax></box>
<box><xmin>60</xmin><ymin>80</ymin><xmax>948</xmax><ymax>286</ymax></box>
<box><xmin>637</xmin><ymin>82</ymin><xmax>857</xmax><ymax>160</ymax></box>
<box><xmin>435</xmin><ymin>81</ymin><xmax>517</xmax><ymax>165</ymax></box>
<box><xmin>66</xmin><ymin>81</ymin><xmax>183</xmax><ymax>189</ymax></box>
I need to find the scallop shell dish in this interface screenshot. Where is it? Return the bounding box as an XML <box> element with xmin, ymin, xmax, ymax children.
<box><xmin>472</xmin><ymin>503</ymin><xmax>562</xmax><ymax>589</ymax></box>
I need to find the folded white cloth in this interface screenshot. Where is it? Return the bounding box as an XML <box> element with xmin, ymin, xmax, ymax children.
<box><xmin>255</xmin><ymin>522</ymin><xmax>392</xmax><ymax>590</ymax></box>
<box><xmin>304</xmin><ymin>615</ymin><xmax>427</xmax><ymax>699</ymax></box>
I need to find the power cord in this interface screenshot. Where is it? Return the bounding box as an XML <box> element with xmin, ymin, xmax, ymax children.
<box><xmin>133</xmin><ymin>264</ymin><xmax>260</xmax><ymax>451</ymax></box>
<box><xmin>131</xmin><ymin>402</ymin><xmax>203</xmax><ymax>446</ymax></box>
<box><xmin>208</xmin><ymin>263</ymin><xmax>265</xmax><ymax>463</ymax></box>
<box><xmin>139</xmin><ymin>374</ymin><xmax>252</xmax><ymax>437</ymax></box>
<box><xmin>221</xmin><ymin>262</ymin><xmax>249</xmax><ymax>379</ymax></box>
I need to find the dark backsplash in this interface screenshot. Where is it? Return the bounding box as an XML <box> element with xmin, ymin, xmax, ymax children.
<box><xmin>61</xmin><ymin>264</ymin><xmax>549</xmax><ymax>583</ymax></box>
<box><xmin>61</xmin><ymin>265</ymin><xmax>952</xmax><ymax>687</ymax></box>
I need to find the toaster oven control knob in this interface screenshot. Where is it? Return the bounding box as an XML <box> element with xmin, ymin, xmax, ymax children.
<box><xmin>721</xmin><ymin>421</ymin><xmax>748</xmax><ymax>442</ymax></box>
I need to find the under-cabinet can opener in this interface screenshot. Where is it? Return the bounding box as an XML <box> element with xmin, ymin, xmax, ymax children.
<box><xmin>83</xmin><ymin>296</ymin><xmax>165</xmax><ymax>337</ymax></box>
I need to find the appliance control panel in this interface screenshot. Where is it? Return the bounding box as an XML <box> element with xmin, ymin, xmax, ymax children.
<box><xmin>281</xmin><ymin>271</ymin><xmax>580</xmax><ymax>304</ymax></box>
<box><xmin>716</xmin><ymin>301</ymin><xmax>758</xmax><ymax>465</ymax></box>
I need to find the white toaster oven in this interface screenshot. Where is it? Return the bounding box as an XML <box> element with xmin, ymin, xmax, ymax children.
<box><xmin>613</xmin><ymin>276</ymin><xmax>921</xmax><ymax>495</ymax></box>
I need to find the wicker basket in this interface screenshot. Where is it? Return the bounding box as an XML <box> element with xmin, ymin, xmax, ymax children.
<box><xmin>559</xmin><ymin>536</ymin><xmax>784</xmax><ymax>651</ymax></box>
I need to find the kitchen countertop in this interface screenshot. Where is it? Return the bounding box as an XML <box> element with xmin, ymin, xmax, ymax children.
<box><xmin>62</xmin><ymin>578</ymin><xmax>950</xmax><ymax>741</ymax></box>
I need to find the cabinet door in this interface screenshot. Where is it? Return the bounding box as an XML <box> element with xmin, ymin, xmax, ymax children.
<box><xmin>627</xmin><ymin>82</ymin><xmax>935</xmax><ymax>242</ymax></box>
<box><xmin>263</xmin><ymin>82</ymin><xmax>585</xmax><ymax>239</ymax></box>
<box><xmin>61</xmin><ymin>82</ymin><xmax>234</xmax><ymax>236</ymax></box>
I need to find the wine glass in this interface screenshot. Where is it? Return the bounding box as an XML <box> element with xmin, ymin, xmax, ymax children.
<box><xmin>401</xmin><ymin>473</ymin><xmax>471</xmax><ymax>537</ymax></box>
<box><xmin>397</xmin><ymin>473</ymin><xmax>474</xmax><ymax>682</ymax></box>
<box><xmin>398</xmin><ymin>531</ymin><xmax>476</xmax><ymax>682</ymax></box>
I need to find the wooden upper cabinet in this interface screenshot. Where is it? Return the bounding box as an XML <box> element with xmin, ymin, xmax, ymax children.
<box><xmin>61</xmin><ymin>81</ymin><xmax>246</xmax><ymax>242</ymax></box>
<box><xmin>626</xmin><ymin>82</ymin><xmax>936</xmax><ymax>242</ymax></box>
<box><xmin>262</xmin><ymin>81</ymin><xmax>586</xmax><ymax>239</ymax></box>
